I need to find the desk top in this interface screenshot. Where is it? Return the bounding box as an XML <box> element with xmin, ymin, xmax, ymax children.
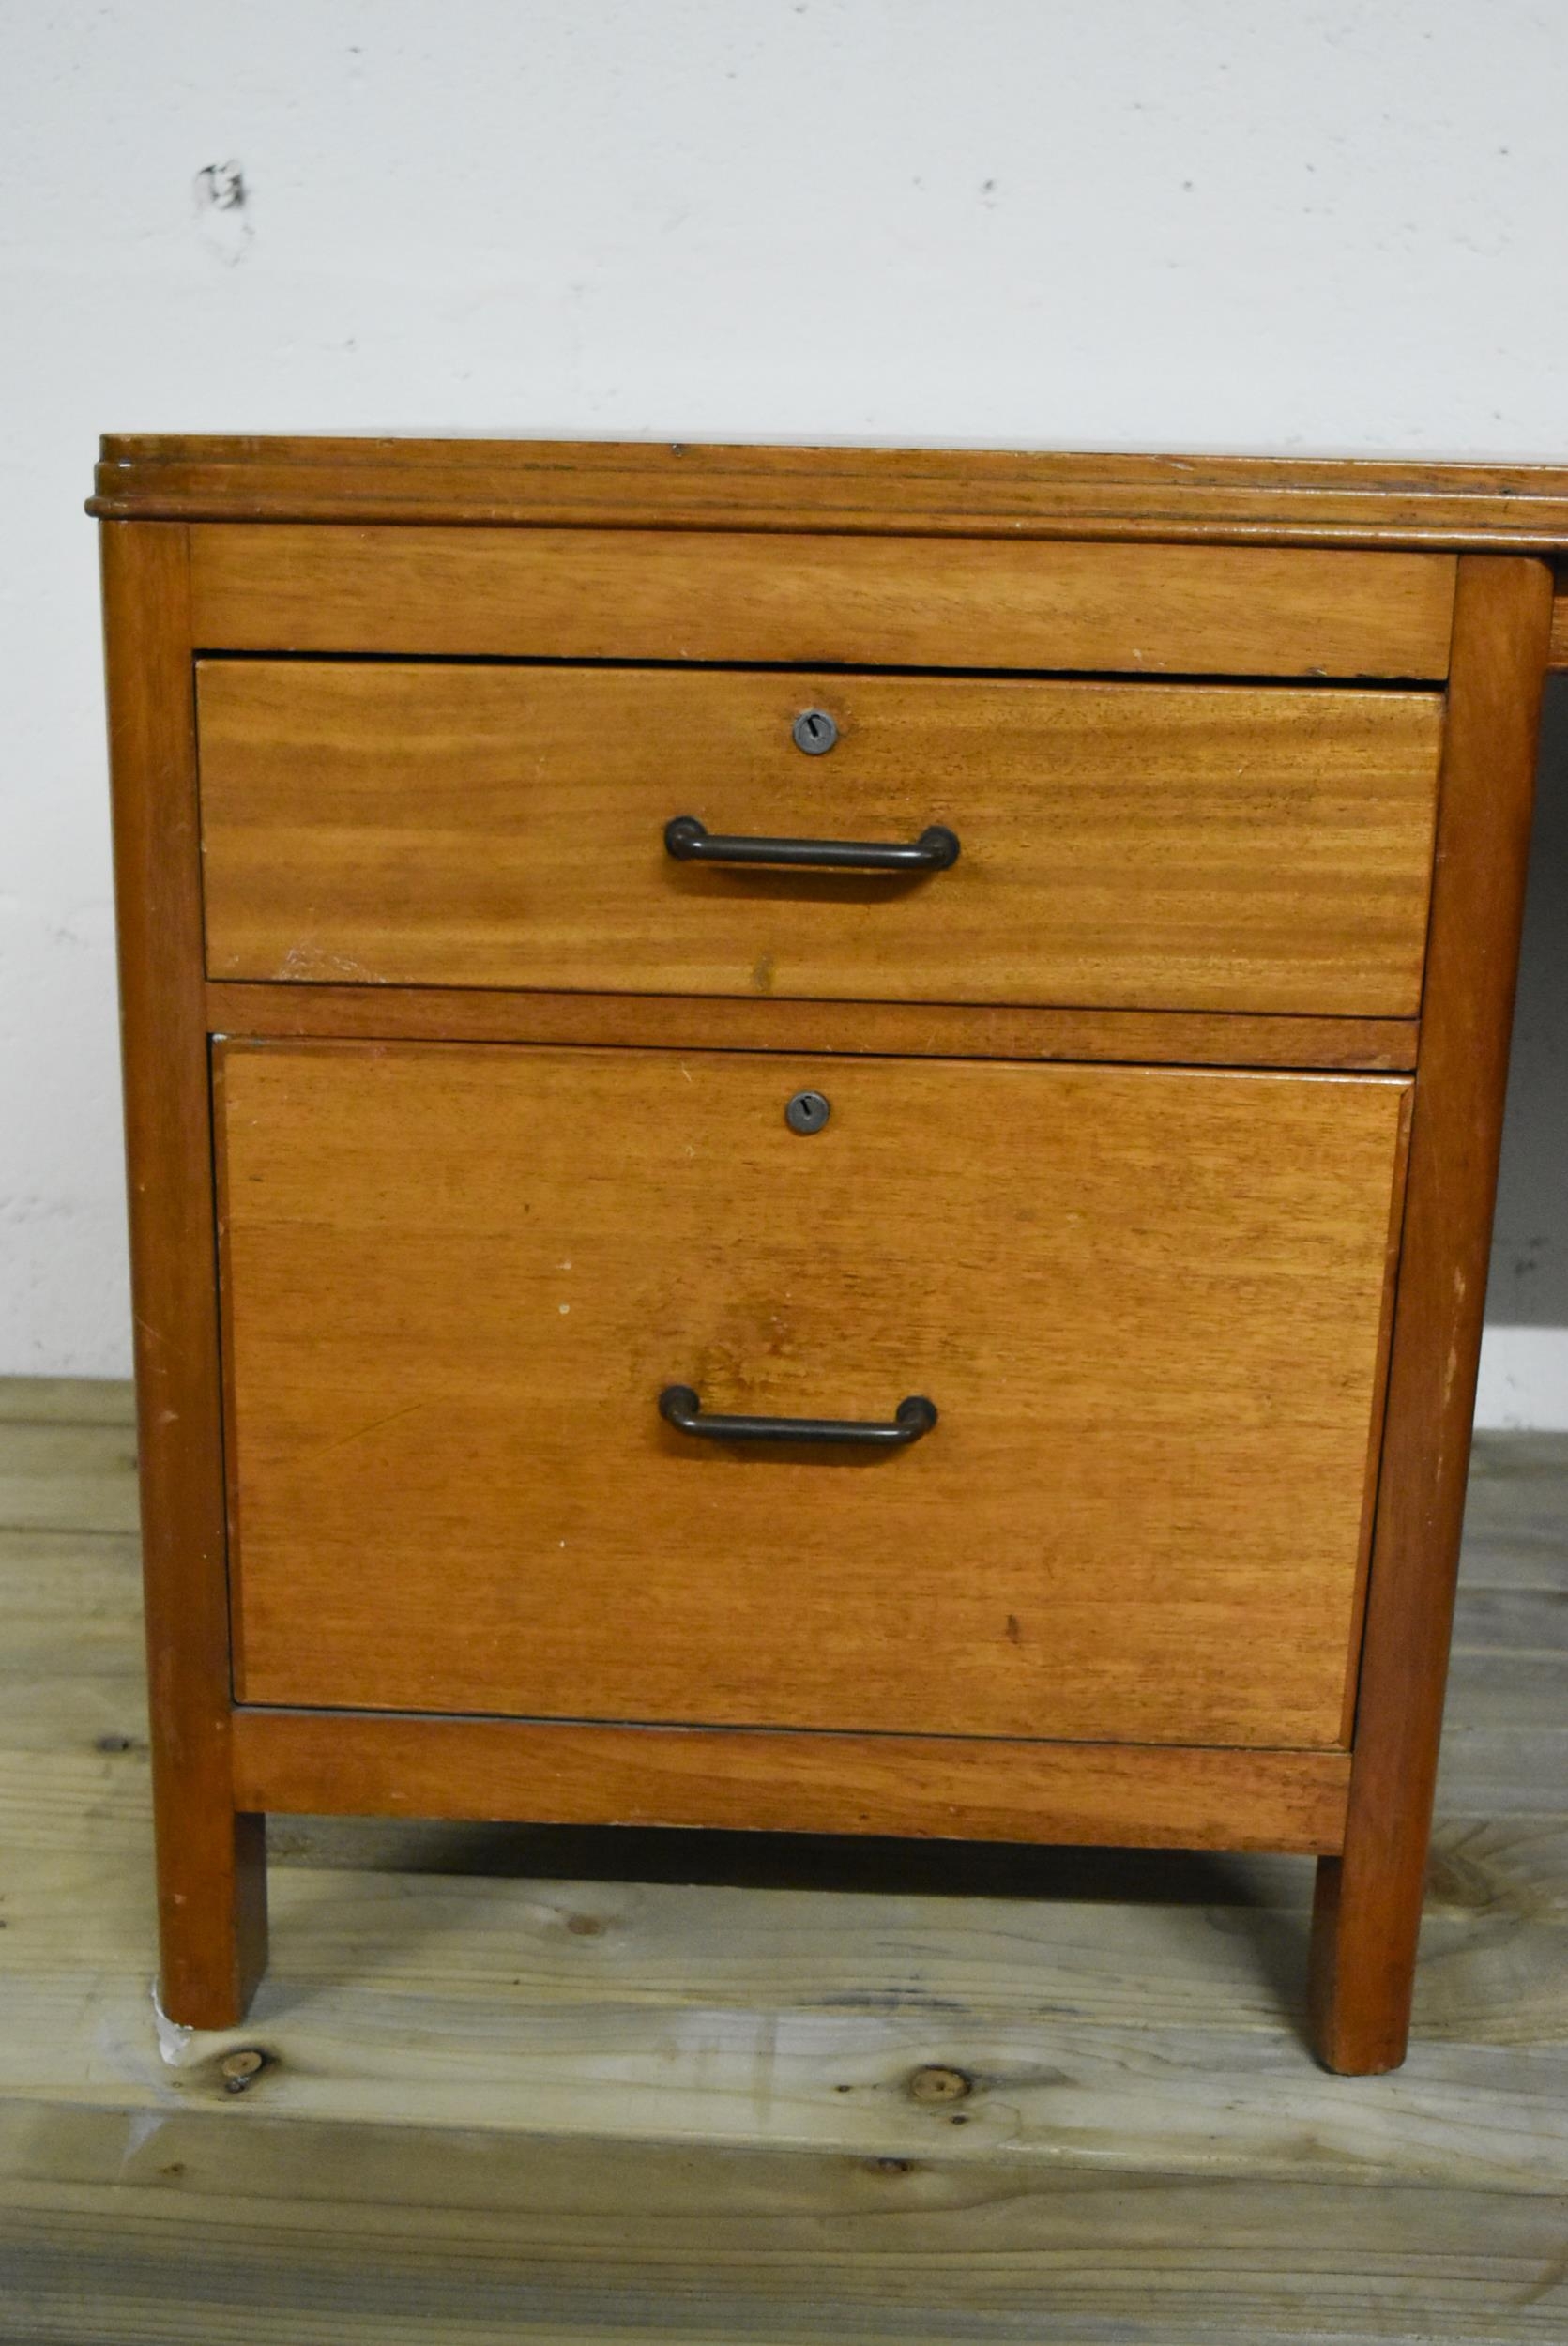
<box><xmin>88</xmin><ymin>434</ymin><xmax>1568</xmax><ymax>554</ymax></box>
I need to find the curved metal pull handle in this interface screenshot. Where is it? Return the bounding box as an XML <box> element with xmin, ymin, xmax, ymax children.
<box><xmin>659</xmin><ymin>1385</ymin><xmax>937</xmax><ymax>1448</ymax></box>
<box><xmin>664</xmin><ymin>816</ymin><xmax>960</xmax><ymax>873</ymax></box>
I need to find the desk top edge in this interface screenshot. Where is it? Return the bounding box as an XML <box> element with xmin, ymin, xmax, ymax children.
<box><xmin>87</xmin><ymin>434</ymin><xmax>1568</xmax><ymax>552</ymax></box>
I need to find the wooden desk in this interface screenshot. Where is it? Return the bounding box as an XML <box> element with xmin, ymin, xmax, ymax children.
<box><xmin>91</xmin><ymin>435</ymin><xmax>1568</xmax><ymax>2070</ymax></box>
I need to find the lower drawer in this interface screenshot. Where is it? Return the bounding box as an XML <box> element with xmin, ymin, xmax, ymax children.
<box><xmin>216</xmin><ymin>1042</ymin><xmax>1410</xmax><ymax>1747</ymax></box>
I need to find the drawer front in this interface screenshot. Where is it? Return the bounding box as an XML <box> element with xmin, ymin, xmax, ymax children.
<box><xmin>218</xmin><ymin>1043</ymin><xmax>1409</xmax><ymax>1747</ymax></box>
<box><xmin>199</xmin><ymin>663</ymin><xmax>1442</xmax><ymax>1016</ymax></box>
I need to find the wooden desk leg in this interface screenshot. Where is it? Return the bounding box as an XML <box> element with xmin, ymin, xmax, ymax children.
<box><xmin>102</xmin><ymin>521</ymin><xmax>267</xmax><ymax>2026</ymax></box>
<box><xmin>1309</xmin><ymin>555</ymin><xmax>1554</xmax><ymax>2074</ymax></box>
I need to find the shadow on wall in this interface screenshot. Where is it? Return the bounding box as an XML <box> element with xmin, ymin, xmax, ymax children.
<box><xmin>1487</xmin><ymin>678</ymin><xmax>1568</xmax><ymax>1333</ymax></box>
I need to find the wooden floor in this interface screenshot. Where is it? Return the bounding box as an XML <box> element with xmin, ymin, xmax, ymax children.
<box><xmin>0</xmin><ymin>1379</ymin><xmax>1564</xmax><ymax>2343</ymax></box>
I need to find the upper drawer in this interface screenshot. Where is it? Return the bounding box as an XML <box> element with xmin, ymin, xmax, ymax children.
<box><xmin>198</xmin><ymin>662</ymin><xmax>1443</xmax><ymax>1017</ymax></box>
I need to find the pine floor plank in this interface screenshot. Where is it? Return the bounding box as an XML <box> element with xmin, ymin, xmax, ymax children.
<box><xmin>0</xmin><ymin>1824</ymin><xmax>1561</xmax><ymax>2181</ymax></box>
<box><xmin>24</xmin><ymin>1977</ymin><xmax>1568</xmax><ymax>2191</ymax></box>
<box><xmin>0</xmin><ymin>1378</ymin><xmax>135</xmax><ymax>1426</ymax></box>
<box><xmin>1451</xmin><ymin>1587</ymin><xmax>1568</xmax><ymax>1655</ymax></box>
<box><xmin>0</xmin><ymin>1671</ymin><xmax>150</xmax><ymax>1756</ymax></box>
<box><xmin>1437</xmin><ymin>1731</ymin><xmax>1568</xmax><ymax>1819</ymax></box>
<box><xmin>0</xmin><ymin>1530</ymin><xmax>146</xmax><ymax>1678</ymax></box>
<box><xmin>0</xmin><ymin>1423</ymin><xmax>141</xmax><ymax>1534</ymax></box>
<box><xmin>1441</xmin><ymin>1650</ymin><xmax>1568</xmax><ymax>1729</ymax></box>
<box><xmin>1</xmin><ymin>2101</ymin><xmax>1566</xmax><ymax>2346</ymax></box>
<box><xmin>1459</xmin><ymin>1437</ymin><xmax>1568</xmax><ymax>1588</ymax></box>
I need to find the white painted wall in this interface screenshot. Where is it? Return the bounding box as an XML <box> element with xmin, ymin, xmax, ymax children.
<box><xmin>1</xmin><ymin>0</ymin><xmax>1564</xmax><ymax>1419</ymax></box>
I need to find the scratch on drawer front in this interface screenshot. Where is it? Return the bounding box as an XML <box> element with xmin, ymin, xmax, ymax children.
<box><xmin>307</xmin><ymin>1401</ymin><xmax>423</xmax><ymax>1456</ymax></box>
<box><xmin>276</xmin><ymin>943</ymin><xmax>373</xmax><ymax>982</ymax></box>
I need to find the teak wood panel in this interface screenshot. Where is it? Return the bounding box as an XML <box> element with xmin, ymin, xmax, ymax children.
<box><xmin>1548</xmin><ymin>571</ymin><xmax>1568</xmax><ymax>668</ymax></box>
<box><xmin>186</xmin><ymin>525</ymin><xmax>1457</xmax><ymax>677</ymax></box>
<box><xmin>91</xmin><ymin>431</ymin><xmax>1568</xmax><ymax>553</ymax></box>
<box><xmin>230</xmin><ymin>1708</ymin><xmax>1352</xmax><ymax>1853</ymax></box>
<box><xmin>1311</xmin><ymin>555</ymin><xmax>1557</xmax><ymax>2074</ymax></box>
<box><xmin>218</xmin><ymin>1042</ymin><xmax>1410</xmax><ymax>1748</ymax></box>
<box><xmin>198</xmin><ymin>663</ymin><xmax>1444</xmax><ymax>1017</ymax></box>
<box><xmin>206</xmin><ymin>980</ymin><xmax>1420</xmax><ymax>1072</ymax></box>
<box><xmin>99</xmin><ymin>522</ymin><xmax>266</xmax><ymax>2028</ymax></box>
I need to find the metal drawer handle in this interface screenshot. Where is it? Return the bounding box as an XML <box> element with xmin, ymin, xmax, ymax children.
<box><xmin>664</xmin><ymin>815</ymin><xmax>960</xmax><ymax>873</ymax></box>
<box><xmin>659</xmin><ymin>1385</ymin><xmax>937</xmax><ymax>1447</ymax></box>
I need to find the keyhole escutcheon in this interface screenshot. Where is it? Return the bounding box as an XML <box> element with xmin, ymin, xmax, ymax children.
<box><xmin>785</xmin><ymin>1089</ymin><xmax>831</xmax><ymax>1135</ymax></box>
<box><xmin>791</xmin><ymin>708</ymin><xmax>838</xmax><ymax>755</ymax></box>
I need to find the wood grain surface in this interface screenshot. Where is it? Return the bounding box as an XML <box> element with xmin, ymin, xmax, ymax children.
<box><xmin>6</xmin><ymin>2102</ymin><xmax>1568</xmax><ymax>2345</ymax></box>
<box><xmin>205</xmin><ymin>979</ymin><xmax>1422</xmax><ymax>1071</ymax></box>
<box><xmin>231</xmin><ymin>1708</ymin><xmax>1351</xmax><ymax>1853</ymax></box>
<box><xmin>94</xmin><ymin>435</ymin><xmax>1558</xmax><ymax>2097</ymax></box>
<box><xmin>198</xmin><ymin>662</ymin><xmax>1445</xmax><ymax>1015</ymax></box>
<box><xmin>99</xmin><ymin>524</ymin><xmax>266</xmax><ymax>2030</ymax></box>
<box><xmin>1311</xmin><ymin>556</ymin><xmax>1556</xmax><ymax>2075</ymax></box>
<box><xmin>217</xmin><ymin>1042</ymin><xmax>1410</xmax><ymax>1747</ymax></box>
<box><xmin>1547</xmin><ymin>573</ymin><xmax>1568</xmax><ymax>667</ymax></box>
<box><xmin>88</xmin><ymin>431</ymin><xmax>1568</xmax><ymax>556</ymax></box>
<box><xmin>186</xmin><ymin>523</ymin><xmax>1457</xmax><ymax>676</ymax></box>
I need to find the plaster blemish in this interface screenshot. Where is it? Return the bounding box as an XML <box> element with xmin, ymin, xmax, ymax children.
<box><xmin>194</xmin><ymin>160</ymin><xmax>252</xmax><ymax>267</ymax></box>
<box><xmin>196</xmin><ymin>160</ymin><xmax>246</xmax><ymax>211</ymax></box>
